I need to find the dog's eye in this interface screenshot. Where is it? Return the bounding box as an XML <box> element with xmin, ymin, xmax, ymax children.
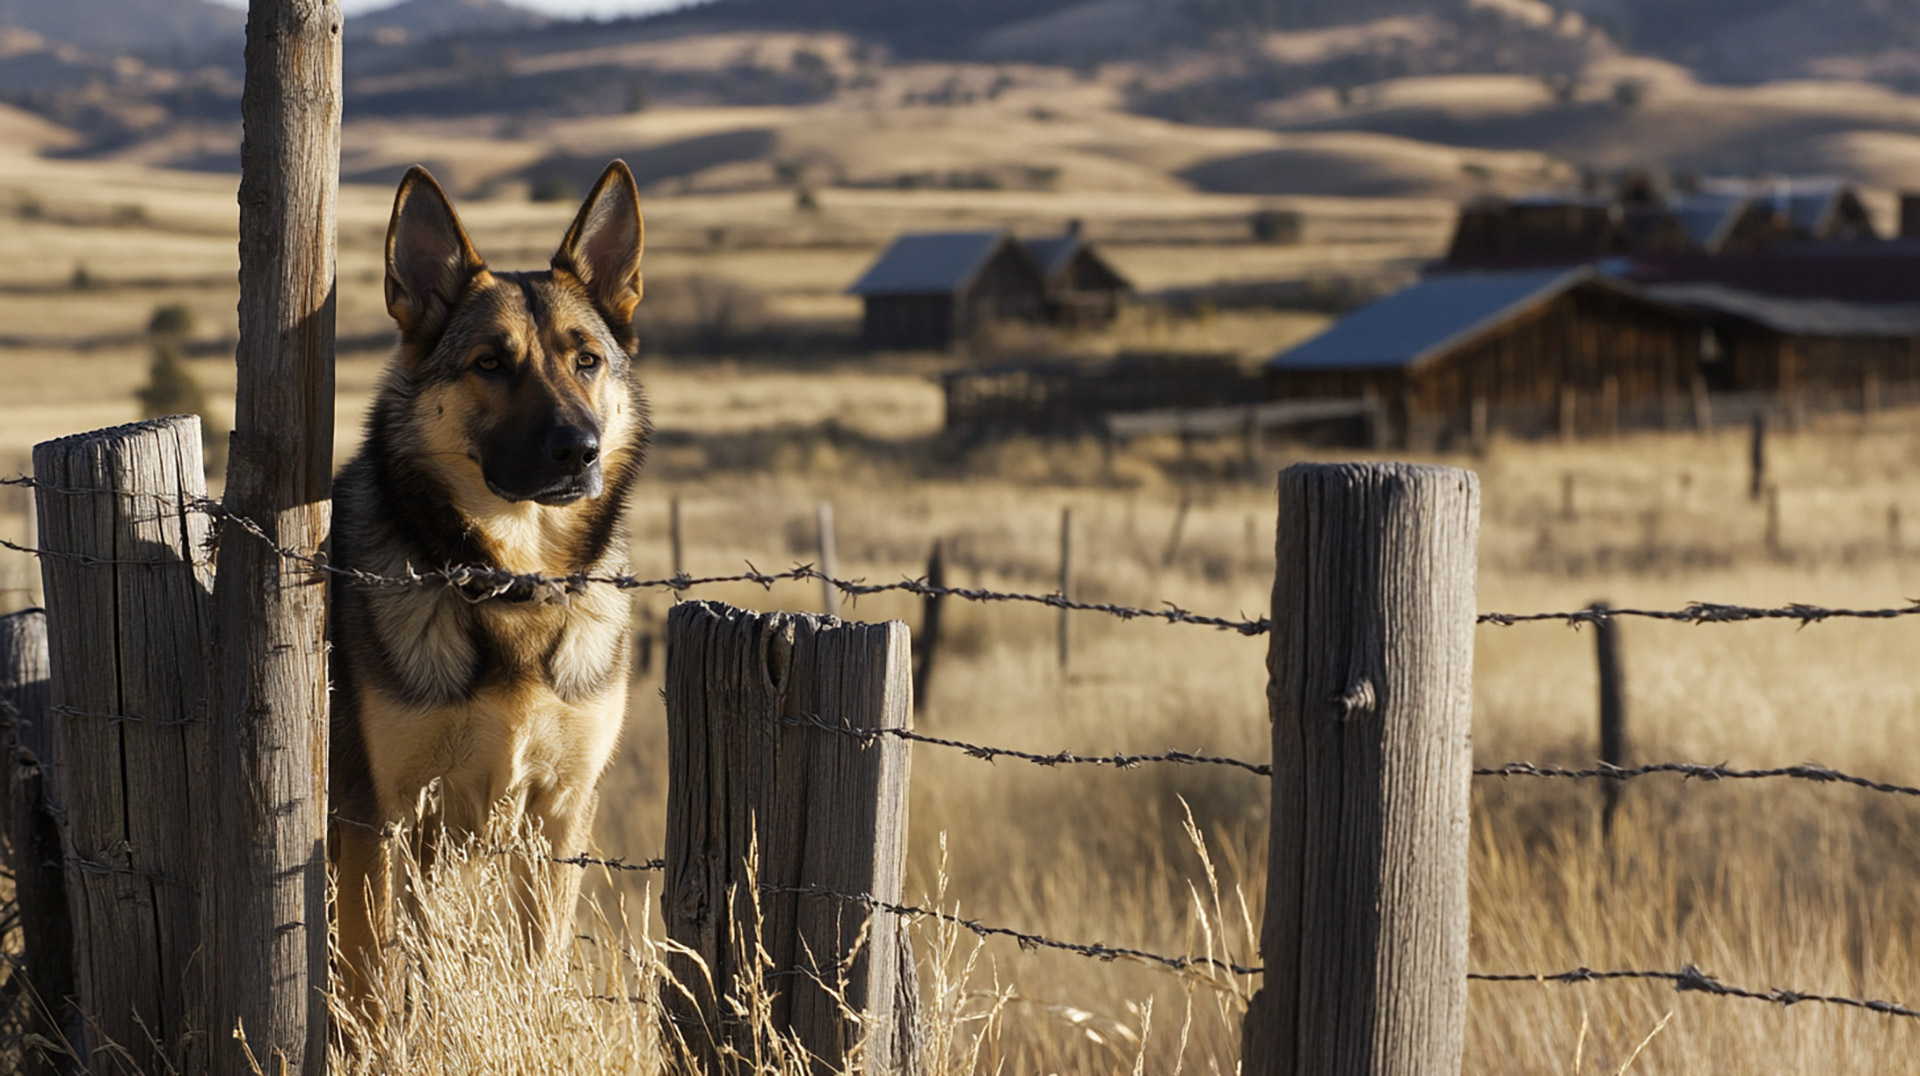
<box><xmin>576</xmin><ymin>353</ymin><xmax>599</xmax><ymax>370</ymax></box>
<box><xmin>474</xmin><ymin>355</ymin><xmax>500</xmax><ymax>372</ymax></box>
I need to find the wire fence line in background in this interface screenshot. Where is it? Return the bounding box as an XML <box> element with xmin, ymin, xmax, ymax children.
<box><xmin>16</xmin><ymin>473</ymin><xmax>1920</xmax><ymax>633</ymax></box>
<box><xmin>1477</xmin><ymin>760</ymin><xmax>1920</xmax><ymax>798</ymax></box>
<box><xmin>1471</xmin><ymin>965</ymin><xmax>1920</xmax><ymax>1020</ymax></box>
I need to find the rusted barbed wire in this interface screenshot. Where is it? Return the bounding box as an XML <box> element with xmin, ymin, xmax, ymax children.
<box><xmin>1476</xmin><ymin>760</ymin><xmax>1920</xmax><ymax>798</ymax></box>
<box><xmin>1477</xmin><ymin>602</ymin><xmax>1920</xmax><ymax>627</ymax></box>
<box><xmin>764</xmin><ymin>881</ymin><xmax>1263</xmax><ymax>978</ymax></box>
<box><xmin>778</xmin><ymin>712</ymin><xmax>1274</xmax><ymax>776</ymax></box>
<box><xmin>1472</xmin><ymin>964</ymin><xmax>1920</xmax><ymax>1019</ymax></box>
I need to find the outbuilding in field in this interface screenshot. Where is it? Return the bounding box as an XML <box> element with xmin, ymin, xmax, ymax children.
<box><xmin>1019</xmin><ymin>223</ymin><xmax>1132</xmax><ymax>330</ymax></box>
<box><xmin>1264</xmin><ymin>266</ymin><xmax>1707</xmax><ymax>445</ymax></box>
<box><xmin>847</xmin><ymin>231</ymin><xmax>1048</xmax><ymax>350</ymax></box>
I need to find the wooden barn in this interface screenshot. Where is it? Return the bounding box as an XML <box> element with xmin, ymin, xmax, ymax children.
<box><xmin>848</xmin><ymin>232</ymin><xmax>1047</xmax><ymax>350</ymax></box>
<box><xmin>1019</xmin><ymin>225</ymin><xmax>1132</xmax><ymax>329</ymax></box>
<box><xmin>1265</xmin><ymin>267</ymin><xmax>1707</xmax><ymax>444</ymax></box>
<box><xmin>1639</xmin><ymin>282</ymin><xmax>1920</xmax><ymax>400</ymax></box>
<box><xmin>1447</xmin><ymin>196</ymin><xmax>1693</xmax><ymax>265</ymax></box>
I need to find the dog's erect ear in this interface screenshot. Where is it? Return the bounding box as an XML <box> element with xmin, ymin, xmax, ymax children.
<box><xmin>552</xmin><ymin>161</ymin><xmax>644</xmax><ymax>351</ymax></box>
<box><xmin>385</xmin><ymin>166</ymin><xmax>487</xmax><ymax>341</ymax></box>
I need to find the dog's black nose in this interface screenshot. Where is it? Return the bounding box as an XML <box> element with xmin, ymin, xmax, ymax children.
<box><xmin>545</xmin><ymin>426</ymin><xmax>600</xmax><ymax>471</ymax></box>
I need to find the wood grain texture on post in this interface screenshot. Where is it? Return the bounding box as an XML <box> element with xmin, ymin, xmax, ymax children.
<box><xmin>1</xmin><ymin>608</ymin><xmax>76</xmax><ymax>1073</ymax></box>
<box><xmin>33</xmin><ymin>417</ymin><xmax>215</xmax><ymax>1075</ymax></box>
<box><xmin>208</xmin><ymin>2</ymin><xmax>341</xmax><ymax>1071</ymax></box>
<box><xmin>1244</xmin><ymin>462</ymin><xmax>1478</xmax><ymax>1076</ymax></box>
<box><xmin>664</xmin><ymin>600</ymin><xmax>918</xmax><ymax>1074</ymax></box>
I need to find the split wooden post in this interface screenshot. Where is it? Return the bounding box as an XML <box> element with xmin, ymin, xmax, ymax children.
<box><xmin>207</xmin><ymin>2</ymin><xmax>341</xmax><ymax>1070</ymax></box>
<box><xmin>1243</xmin><ymin>462</ymin><xmax>1478</xmax><ymax>1076</ymax></box>
<box><xmin>33</xmin><ymin>417</ymin><xmax>215</xmax><ymax>1075</ymax></box>
<box><xmin>1748</xmin><ymin>413</ymin><xmax>1767</xmax><ymax>502</ymax></box>
<box><xmin>1057</xmin><ymin>506</ymin><xmax>1072</xmax><ymax>671</ymax></box>
<box><xmin>817</xmin><ymin>501</ymin><xmax>840</xmax><ymax>618</ymax></box>
<box><xmin>1</xmin><ymin>608</ymin><xmax>75</xmax><ymax>1072</ymax></box>
<box><xmin>1591</xmin><ymin>602</ymin><xmax>1628</xmax><ymax>833</ymax></box>
<box><xmin>913</xmin><ymin>539</ymin><xmax>945</xmax><ymax>707</ymax></box>
<box><xmin>663</xmin><ymin>600</ymin><xmax>919</xmax><ymax>1073</ymax></box>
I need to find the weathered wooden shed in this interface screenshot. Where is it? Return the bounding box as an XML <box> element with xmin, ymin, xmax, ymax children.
<box><xmin>848</xmin><ymin>232</ymin><xmax>1047</xmax><ymax>350</ymax></box>
<box><xmin>1641</xmin><ymin>282</ymin><xmax>1920</xmax><ymax>399</ymax></box>
<box><xmin>1265</xmin><ymin>267</ymin><xmax>1706</xmax><ymax>443</ymax></box>
<box><xmin>1020</xmin><ymin>227</ymin><xmax>1132</xmax><ymax>329</ymax></box>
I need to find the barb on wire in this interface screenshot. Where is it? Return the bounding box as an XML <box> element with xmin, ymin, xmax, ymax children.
<box><xmin>1473</xmin><ymin>964</ymin><xmax>1920</xmax><ymax>1019</ymax></box>
<box><xmin>550</xmin><ymin>852</ymin><xmax>665</xmax><ymax>873</ymax></box>
<box><xmin>779</xmin><ymin>712</ymin><xmax>1272</xmax><ymax>776</ymax></box>
<box><xmin>1476</xmin><ymin>760</ymin><xmax>1920</xmax><ymax>799</ymax></box>
<box><xmin>1478</xmin><ymin>601</ymin><xmax>1920</xmax><ymax>627</ymax></box>
<box><xmin>765</xmin><ymin>881</ymin><xmax>1263</xmax><ymax>978</ymax></box>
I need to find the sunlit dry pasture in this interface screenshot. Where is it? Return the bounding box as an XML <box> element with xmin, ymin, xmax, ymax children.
<box><xmin>7</xmin><ymin>153</ymin><xmax>1920</xmax><ymax>1073</ymax></box>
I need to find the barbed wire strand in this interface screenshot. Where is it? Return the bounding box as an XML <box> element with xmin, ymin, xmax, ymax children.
<box><xmin>778</xmin><ymin>712</ymin><xmax>1274</xmax><ymax>776</ymax></box>
<box><xmin>1472</xmin><ymin>964</ymin><xmax>1920</xmax><ymax>1019</ymax></box>
<box><xmin>17</xmin><ymin>474</ymin><xmax>1920</xmax><ymax>632</ymax></box>
<box><xmin>763</xmin><ymin>881</ymin><xmax>1262</xmax><ymax>978</ymax></box>
<box><xmin>1476</xmin><ymin>760</ymin><xmax>1920</xmax><ymax>798</ymax></box>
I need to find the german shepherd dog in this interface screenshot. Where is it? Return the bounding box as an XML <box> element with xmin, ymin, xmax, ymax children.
<box><xmin>330</xmin><ymin>161</ymin><xmax>648</xmax><ymax>1013</ymax></box>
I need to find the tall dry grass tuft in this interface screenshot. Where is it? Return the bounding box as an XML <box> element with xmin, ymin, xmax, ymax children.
<box><xmin>320</xmin><ymin>814</ymin><xmax>1253</xmax><ymax>1075</ymax></box>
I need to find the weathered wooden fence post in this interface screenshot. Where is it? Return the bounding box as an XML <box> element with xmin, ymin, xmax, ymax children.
<box><xmin>0</xmin><ymin>608</ymin><xmax>75</xmax><ymax>1072</ymax></box>
<box><xmin>207</xmin><ymin>1</ymin><xmax>341</xmax><ymax>1070</ymax></box>
<box><xmin>1749</xmin><ymin>412</ymin><xmax>1767</xmax><ymax>501</ymax></box>
<box><xmin>664</xmin><ymin>600</ymin><xmax>918</xmax><ymax>1073</ymax></box>
<box><xmin>33</xmin><ymin>417</ymin><xmax>214</xmax><ymax>1074</ymax></box>
<box><xmin>1243</xmin><ymin>462</ymin><xmax>1478</xmax><ymax>1076</ymax></box>
<box><xmin>1591</xmin><ymin>601</ymin><xmax>1628</xmax><ymax>834</ymax></box>
<box><xmin>817</xmin><ymin>501</ymin><xmax>840</xmax><ymax>618</ymax></box>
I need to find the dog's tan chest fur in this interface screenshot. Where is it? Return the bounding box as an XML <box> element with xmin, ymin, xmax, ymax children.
<box><xmin>359</xmin><ymin>672</ymin><xmax>626</xmax><ymax>835</ymax></box>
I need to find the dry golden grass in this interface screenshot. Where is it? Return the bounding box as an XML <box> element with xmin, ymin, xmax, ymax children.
<box><xmin>7</xmin><ymin>152</ymin><xmax>1920</xmax><ymax>1072</ymax></box>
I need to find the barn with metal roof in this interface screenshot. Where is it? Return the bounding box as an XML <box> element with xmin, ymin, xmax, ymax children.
<box><xmin>1266</xmin><ymin>267</ymin><xmax>1707</xmax><ymax>445</ymax></box>
<box><xmin>848</xmin><ymin>231</ymin><xmax>1048</xmax><ymax>350</ymax></box>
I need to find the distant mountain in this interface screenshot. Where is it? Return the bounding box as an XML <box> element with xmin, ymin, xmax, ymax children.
<box><xmin>348</xmin><ymin>0</ymin><xmax>547</xmax><ymax>44</ymax></box>
<box><xmin>0</xmin><ymin>0</ymin><xmax>241</xmax><ymax>55</ymax></box>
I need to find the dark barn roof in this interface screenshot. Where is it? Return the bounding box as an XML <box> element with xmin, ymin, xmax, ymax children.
<box><xmin>1642</xmin><ymin>282</ymin><xmax>1920</xmax><ymax>337</ymax></box>
<box><xmin>1266</xmin><ymin>267</ymin><xmax>1592</xmax><ymax>371</ymax></box>
<box><xmin>848</xmin><ymin>232</ymin><xmax>1027</xmax><ymax>296</ymax></box>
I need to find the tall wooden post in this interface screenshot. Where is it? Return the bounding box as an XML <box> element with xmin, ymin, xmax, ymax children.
<box><xmin>33</xmin><ymin>417</ymin><xmax>214</xmax><ymax>1074</ymax></box>
<box><xmin>663</xmin><ymin>601</ymin><xmax>918</xmax><ymax>1073</ymax></box>
<box><xmin>817</xmin><ymin>502</ymin><xmax>840</xmax><ymax>618</ymax></box>
<box><xmin>1</xmin><ymin>608</ymin><xmax>75</xmax><ymax>1073</ymax></box>
<box><xmin>1244</xmin><ymin>462</ymin><xmax>1478</xmax><ymax>1076</ymax></box>
<box><xmin>1591</xmin><ymin>602</ymin><xmax>1628</xmax><ymax>833</ymax></box>
<box><xmin>208</xmin><ymin>2</ymin><xmax>341</xmax><ymax>1071</ymax></box>
<box><xmin>1748</xmin><ymin>413</ymin><xmax>1767</xmax><ymax>502</ymax></box>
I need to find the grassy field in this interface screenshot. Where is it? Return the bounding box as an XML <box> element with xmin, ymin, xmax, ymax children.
<box><xmin>6</xmin><ymin>155</ymin><xmax>1920</xmax><ymax>1073</ymax></box>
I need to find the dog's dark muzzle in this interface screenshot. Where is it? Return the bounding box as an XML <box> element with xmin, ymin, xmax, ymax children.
<box><xmin>480</xmin><ymin>423</ymin><xmax>604</xmax><ymax>505</ymax></box>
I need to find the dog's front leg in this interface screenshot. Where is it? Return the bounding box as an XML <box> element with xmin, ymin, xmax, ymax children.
<box><xmin>513</xmin><ymin>782</ymin><xmax>601</xmax><ymax>962</ymax></box>
<box><xmin>334</xmin><ymin>818</ymin><xmax>395</xmax><ymax>1030</ymax></box>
